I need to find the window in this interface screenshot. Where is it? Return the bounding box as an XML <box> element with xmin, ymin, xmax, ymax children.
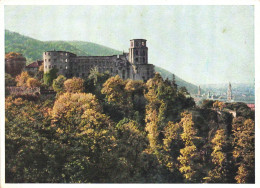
<box><xmin>48</xmin><ymin>59</ymin><xmax>51</xmax><ymax>62</ymax></box>
<box><xmin>142</xmin><ymin>41</ymin><xmax>145</xmax><ymax>46</ymax></box>
<box><xmin>135</xmin><ymin>50</ymin><xmax>138</xmax><ymax>55</ymax></box>
<box><xmin>135</xmin><ymin>58</ymin><xmax>138</xmax><ymax>63</ymax></box>
<box><xmin>142</xmin><ymin>50</ymin><xmax>145</xmax><ymax>56</ymax></box>
<box><xmin>123</xmin><ymin>70</ymin><xmax>125</xmax><ymax>79</ymax></box>
<box><xmin>143</xmin><ymin>57</ymin><xmax>145</xmax><ymax>63</ymax></box>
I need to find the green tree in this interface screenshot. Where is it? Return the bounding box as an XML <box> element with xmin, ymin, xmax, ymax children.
<box><xmin>84</xmin><ymin>69</ymin><xmax>110</xmax><ymax>99</ymax></box>
<box><xmin>52</xmin><ymin>75</ymin><xmax>66</xmax><ymax>94</ymax></box>
<box><xmin>5</xmin><ymin>97</ymin><xmax>60</xmax><ymax>182</ymax></box>
<box><xmin>5</xmin><ymin>73</ymin><xmax>16</xmax><ymax>86</ymax></box>
<box><xmin>43</xmin><ymin>68</ymin><xmax>58</xmax><ymax>86</ymax></box>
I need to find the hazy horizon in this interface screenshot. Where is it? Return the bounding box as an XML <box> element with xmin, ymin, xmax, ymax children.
<box><xmin>4</xmin><ymin>5</ymin><xmax>254</xmax><ymax>85</ymax></box>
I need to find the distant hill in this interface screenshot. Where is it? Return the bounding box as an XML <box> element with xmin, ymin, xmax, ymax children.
<box><xmin>5</xmin><ymin>29</ymin><xmax>198</xmax><ymax>94</ymax></box>
<box><xmin>5</xmin><ymin>30</ymin><xmax>122</xmax><ymax>63</ymax></box>
<box><xmin>154</xmin><ymin>66</ymin><xmax>199</xmax><ymax>94</ymax></box>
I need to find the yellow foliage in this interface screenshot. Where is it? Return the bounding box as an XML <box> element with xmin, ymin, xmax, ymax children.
<box><xmin>26</xmin><ymin>78</ymin><xmax>41</xmax><ymax>88</ymax></box>
<box><xmin>64</xmin><ymin>77</ymin><xmax>84</xmax><ymax>93</ymax></box>
<box><xmin>15</xmin><ymin>71</ymin><xmax>31</xmax><ymax>87</ymax></box>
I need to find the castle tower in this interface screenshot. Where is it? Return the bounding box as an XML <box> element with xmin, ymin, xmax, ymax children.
<box><xmin>129</xmin><ymin>39</ymin><xmax>148</xmax><ymax>65</ymax></box>
<box><xmin>198</xmin><ymin>85</ymin><xmax>201</xmax><ymax>96</ymax></box>
<box><xmin>227</xmin><ymin>82</ymin><xmax>232</xmax><ymax>101</ymax></box>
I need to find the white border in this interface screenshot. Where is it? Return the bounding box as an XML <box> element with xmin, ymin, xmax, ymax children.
<box><xmin>0</xmin><ymin>0</ymin><xmax>259</xmax><ymax>188</ymax></box>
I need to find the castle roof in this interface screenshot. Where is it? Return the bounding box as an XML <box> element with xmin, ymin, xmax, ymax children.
<box><xmin>26</xmin><ymin>60</ymin><xmax>43</xmax><ymax>68</ymax></box>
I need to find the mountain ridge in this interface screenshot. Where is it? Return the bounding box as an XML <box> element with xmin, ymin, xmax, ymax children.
<box><xmin>5</xmin><ymin>29</ymin><xmax>198</xmax><ymax>94</ymax></box>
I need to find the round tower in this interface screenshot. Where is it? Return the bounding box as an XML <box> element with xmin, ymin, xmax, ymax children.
<box><xmin>43</xmin><ymin>51</ymin><xmax>76</xmax><ymax>77</ymax></box>
<box><xmin>129</xmin><ymin>39</ymin><xmax>148</xmax><ymax>65</ymax></box>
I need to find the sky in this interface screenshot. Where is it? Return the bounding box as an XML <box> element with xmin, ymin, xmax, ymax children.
<box><xmin>4</xmin><ymin>5</ymin><xmax>254</xmax><ymax>85</ymax></box>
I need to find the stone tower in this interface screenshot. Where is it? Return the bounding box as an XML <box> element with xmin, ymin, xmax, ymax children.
<box><xmin>227</xmin><ymin>82</ymin><xmax>232</xmax><ymax>101</ymax></box>
<box><xmin>129</xmin><ymin>39</ymin><xmax>148</xmax><ymax>65</ymax></box>
<box><xmin>198</xmin><ymin>85</ymin><xmax>201</xmax><ymax>96</ymax></box>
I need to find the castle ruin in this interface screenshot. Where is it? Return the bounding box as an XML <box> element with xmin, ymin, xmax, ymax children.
<box><xmin>43</xmin><ymin>39</ymin><xmax>154</xmax><ymax>81</ymax></box>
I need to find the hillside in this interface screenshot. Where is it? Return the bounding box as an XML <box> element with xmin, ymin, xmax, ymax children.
<box><xmin>154</xmin><ymin>66</ymin><xmax>199</xmax><ymax>94</ymax></box>
<box><xmin>5</xmin><ymin>30</ymin><xmax>198</xmax><ymax>94</ymax></box>
<box><xmin>5</xmin><ymin>30</ymin><xmax>122</xmax><ymax>63</ymax></box>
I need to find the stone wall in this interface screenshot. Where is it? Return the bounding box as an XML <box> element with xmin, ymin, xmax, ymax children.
<box><xmin>43</xmin><ymin>39</ymin><xmax>154</xmax><ymax>81</ymax></box>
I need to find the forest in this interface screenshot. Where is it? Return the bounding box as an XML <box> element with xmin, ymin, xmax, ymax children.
<box><xmin>5</xmin><ymin>61</ymin><xmax>255</xmax><ymax>183</ymax></box>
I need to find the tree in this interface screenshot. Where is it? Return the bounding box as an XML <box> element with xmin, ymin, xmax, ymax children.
<box><xmin>64</xmin><ymin>77</ymin><xmax>84</xmax><ymax>93</ymax></box>
<box><xmin>213</xmin><ymin>100</ymin><xmax>225</xmax><ymax>110</ymax></box>
<box><xmin>43</xmin><ymin>68</ymin><xmax>58</xmax><ymax>86</ymax></box>
<box><xmin>201</xmin><ymin>100</ymin><xmax>214</xmax><ymax>109</ymax></box>
<box><xmin>52</xmin><ymin>92</ymin><xmax>102</xmax><ymax>132</ymax></box>
<box><xmin>5</xmin><ymin>73</ymin><xmax>16</xmax><ymax>87</ymax></box>
<box><xmin>15</xmin><ymin>71</ymin><xmax>31</xmax><ymax>87</ymax></box>
<box><xmin>35</xmin><ymin>64</ymin><xmax>44</xmax><ymax>80</ymax></box>
<box><xmin>177</xmin><ymin>112</ymin><xmax>202</xmax><ymax>183</ymax></box>
<box><xmin>52</xmin><ymin>75</ymin><xmax>66</xmax><ymax>94</ymax></box>
<box><xmin>204</xmin><ymin>129</ymin><xmax>228</xmax><ymax>183</ymax></box>
<box><xmin>26</xmin><ymin>78</ymin><xmax>41</xmax><ymax>88</ymax></box>
<box><xmin>5</xmin><ymin>97</ymin><xmax>59</xmax><ymax>182</ymax></box>
<box><xmin>232</xmin><ymin>117</ymin><xmax>255</xmax><ymax>183</ymax></box>
<box><xmin>101</xmin><ymin>75</ymin><xmax>132</xmax><ymax>116</ymax></box>
<box><xmin>52</xmin><ymin>92</ymin><xmax>124</xmax><ymax>183</ymax></box>
<box><xmin>84</xmin><ymin>69</ymin><xmax>110</xmax><ymax>99</ymax></box>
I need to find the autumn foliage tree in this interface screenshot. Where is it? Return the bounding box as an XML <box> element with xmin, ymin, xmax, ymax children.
<box><xmin>232</xmin><ymin>117</ymin><xmax>255</xmax><ymax>183</ymax></box>
<box><xmin>177</xmin><ymin>112</ymin><xmax>202</xmax><ymax>183</ymax></box>
<box><xmin>204</xmin><ymin>129</ymin><xmax>228</xmax><ymax>183</ymax></box>
<box><xmin>52</xmin><ymin>92</ymin><xmax>102</xmax><ymax>132</ymax></box>
<box><xmin>15</xmin><ymin>71</ymin><xmax>31</xmax><ymax>87</ymax></box>
<box><xmin>26</xmin><ymin>77</ymin><xmax>41</xmax><ymax>88</ymax></box>
<box><xmin>64</xmin><ymin>77</ymin><xmax>84</xmax><ymax>93</ymax></box>
<box><xmin>101</xmin><ymin>75</ymin><xmax>129</xmax><ymax>110</ymax></box>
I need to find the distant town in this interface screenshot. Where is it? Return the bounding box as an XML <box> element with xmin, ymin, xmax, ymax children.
<box><xmin>192</xmin><ymin>82</ymin><xmax>255</xmax><ymax>111</ymax></box>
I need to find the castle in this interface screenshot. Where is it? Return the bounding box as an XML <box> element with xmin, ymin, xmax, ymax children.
<box><xmin>43</xmin><ymin>39</ymin><xmax>154</xmax><ymax>81</ymax></box>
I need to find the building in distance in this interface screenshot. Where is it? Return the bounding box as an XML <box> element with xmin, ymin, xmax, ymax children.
<box><xmin>5</xmin><ymin>52</ymin><xmax>26</xmax><ymax>77</ymax></box>
<box><xmin>25</xmin><ymin>60</ymin><xmax>43</xmax><ymax>74</ymax></box>
<box><xmin>43</xmin><ymin>39</ymin><xmax>155</xmax><ymax>81</ymax></box>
